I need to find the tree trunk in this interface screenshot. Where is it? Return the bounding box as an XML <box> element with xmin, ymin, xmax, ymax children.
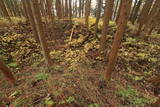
<box><xmin>30</xmin><ymin>0</ymin><xmax>52</xmax><ymax>66</ymax></box>
<box><xmin>79</xmin><ymin>0</ymin><xmax>82</xmax><ymax>17</ymax></box>
<box><xmin>0</xmin><ymin>0</ymin><xmax>11</xmax><ymax>21</ymax></box>
<box><xmin>85</xmin><ymin>0</ymin><xmax>91</xmax><ymax>28</ymax></box>
<box><xmin>137</xmin><ymin>0</ymin><xmax>154</xmax><ymax>35</ymax></box>
<box><xmin>115</xmin><ymin>0</ymin><xmax>122</xmax><ymax>24</ymax></box>
<box><xmin>95</xmin><ymin>0</ymin><xmax>102</xmax><ymax>33</ymax></box>
<box><xmin>65</xmin><ymin>0</ymin><xmax>69</xmax><ymax>18</ymax></box>
<box><xmin>113</xmin><ymin>0</ymin><xmax>119</xmax><ymax>20</ymax></box>
<box><xmin>129</xmin><ymin>0</ymin><xmax>138</xmax><ymax>21</ymax></box>
<box><xmin>0</xmin><ymin>60</ymin><xmax>16</xmax><ymax>85</ymax></box>
<box><xmin>106</xmin><ymin>0</ymin><xmax>132</xmax><ymax>82</ymax></box>
<box><xmin>56</xmin><ymin>0</ymin><xmax>62</xmax><ymax>19</ymax></box>
<box><xmin>69</xmin><ymin>0</ymin><xmax>72</xmax><ymax>22</ymax></box>
<box><xmin>22</xmin><ymin>0</ymin><xmax>29</xmax><ymax>20</ymax></box>
<box><xmin>143</xmin><ymin>0</ymin><xmax>160</xmax><ymax>35</ymax></box>
<box><xmin>131</xmin><ymin>0</ymin><xmax>142</xmax><ymax>24</ymax></box>
<box><xmin>99</xmin><ymin>0</ymin><xmax>114</xmax><ymax>53</ymax></box>
<box><xmin>25</xmin><ymin>0</ymin><xmax>40</xmax><ymax>43</ymax></box>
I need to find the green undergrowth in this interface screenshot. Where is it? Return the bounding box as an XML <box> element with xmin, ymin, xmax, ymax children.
<box><xmin>116</xmin><ymin>86</ymin><xmax>156</xmax><ymax>107</ymax></box>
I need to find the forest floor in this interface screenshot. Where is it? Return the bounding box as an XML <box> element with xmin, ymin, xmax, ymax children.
<box><xmin>0</xmin><ymin>17</ymin><xmax>160</xmax><ymax>107</ymax></box>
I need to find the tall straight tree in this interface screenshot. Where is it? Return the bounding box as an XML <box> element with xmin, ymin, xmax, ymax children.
<box><xmin>95</xmin><ymin>0</ymin><xmax>102</xmax><ymax>33</ymax></box>
<box><xmin>79</xmin><ymin>0</ymin><xmax>82</xmax><ymax>17</ymax></box>
<box><xmin>85</xmin><ymin>0</ymin><xmax>91</xmax><ymax>28</ymax></box>
<box><xmin>129</xmin><ymin>0</ymin><xmax>138</xmax><ymax>21</ymax></box>
<box><xmin>25</xmin><ymin>0</ymin><xmax>39</xmax><ymax>43</ymax></box>
<box><xmin>113</xmin><ymin>0</ymin><xmax>119</xmax><ymax>20</ymax></box>
<box><xmin>115</xmin><ymin>0</ymin><xmax>122</xmax><ymax>24</ymax></box>
<box><xmin>106</xmin><ymin>0</ymin><xmax>132</xmax><ymax>82</ymax></box>
<box><xmin>98</xmin><ymin>0</ymin><xmax>114</xmax><ymax>53</ymax></box>
<box><xmin>65</xmin><ymin>0</ymin><xmax>69</xmax><ymax>18</ymax></box>
<box><xmin>56</xmin><ymin>0</ymin><xmax>62</xmax><ymax>19</ymax></box>
<box><xmin>137</xmin><ymin>0</ymin><xmax>154</xmax><ymax>35</ymax></box>
<box><xmin>69</xmin><ymin>0</ymin><xmax>72</xmax><ymax>21</ymax></box>
<box><xmin>0</xmin><ymin>0</ymin><xmax>11</xmax><ymax>21</ymax></box>
<box><xmin>143</xmin><ymin>0</ymin><xmax>160</xmax><ymax>35</ymax></box>
<box><xmin>130</xmin><ymin>0</ymin><xmax>142</xmax><ymax>24</ymax></box>
<box><xmin>30</xmin><ymin>0</ymin><xmax>52</xmax><ymax>65</ymax></box>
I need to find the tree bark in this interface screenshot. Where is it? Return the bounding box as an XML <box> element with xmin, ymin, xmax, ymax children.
<box><xmin>137</xmin><ymin>0</ymin><xmax>154</xmax><ymax>35</ymax></box>
<box><xmin>30</xmin><ymin>0</ymin><xmax>52</xmax><ymax>66</ymax></box>
<box><xmin>85</xmin><ymin>0</ymin><xmax>92</xmax><ymax>28</ymax></box>
<box><xmin>25</xmin><ymin>0</ymin><xmax>40</xmax><ymax>43</ymax></box>
<box><xmin>95</xmin><ymin>0</ymin><xmax>102</xmax><ymax>33</ymax></box>
<box><xmin>106</xmin><ymin>0</ymin><xmax>132</xmax><ymax>82</ymax></box>
<box><xmin>0</xmin><ymin>60</ymin><xmax>16</xmax><ymax>85</ymax></box>
<box><xmin>143</xmin><ymin>0</ymin><xmax>160</xmax><ymax>35</ymax></box>
<box><xmin>113</xmin><ymin>0</ymin><xmax>119</xmax><ymax>20</ymax></box>
<box><xmin>99</xmin><ymin>0</ymin><xmax>114</xmax><ymax>53</ymax></box>
<box><xmin>129</xmin><ymin>0</ymin><xmax>138</xmax><ymax>21</ymax></box>
<box><xmin>0</xmin><ymin>0</ymin><xmax>11</xmax><ymax>21</ymax></box>
<box><xmin>131</xmin><ymin>0</ymin><xmax>142</xmax><ymax>24</ymax></box>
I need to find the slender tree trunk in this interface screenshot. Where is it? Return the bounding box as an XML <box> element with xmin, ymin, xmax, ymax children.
<box><xmin>22</xmin><ymin>0</ymin><xmax>29</xmax><ymax>20</ymax></box>
<box><xmin>82</xmin><ymin>0</ymin><xmax>85</xmax><ymax>17</ymax></box>
<box><xmin>25</xmin><ymin>0</ymin><xmax>40</xmax><ymax>43</ymax></box>
<box><xmin>131</xmin><ymin>0</ymin><xmax>142</xmax><ymax>24</ymax></box>
<box><xmin>79</xmin><ymin>0</ymin><xmax>82</xmax><ymax>17</ymax></box>
<box><xmin>99</xmin><ymin>0</ymin><xmax>114</xmax><ymax>53</ymax></box>
<box><xmin>85</xmin><ymin>0</ymin><xmax>91</xmax><ymax>28</ymax></box>
<box><xmin>56</xmin><ymin>0</ymin><xmax>62</xmax><ymax>19</ymax></box>
<box><xmin>0</xmin><ymin>0</ymin><xmax>11</xmax><ymax>21</ymax></box>
<box><xmin>65</xmin><ymin>0</ymin><xmax>69</xmax><ymax>18</ymax></box>
<box><xmin>113</xmin><ymin>0</ymin><xmax>119</xmax><ymax>20</ymax></box>
<box><xmin>69</xmin><ymin>0</ymin><xmax>72</xmax><ymax>22</ymax></box>
<box><xmin>129</xmin><ymin>0</ymin><xmax>138</xmax><ymax>21</ymax></box>
<box><xmin>137</xmin><ymin>0</ymin><xmax>154</xmax><ymax>35</ymax></box>
<box><xmin>106</xmin><ymin>0</ymin><xmax>132</xmax><ymax>82</ymax></box>
<box><xmin>0</xmin><ymin>60</ymin><xmax>16</xmax><ymax>85</ymax></box>
<box><xmin>30</xmin><ymin>0</ymin><xmax>52</xmax><ymax>66</ymax></box>
<box><xmin>95</xmin><ymin>0</ymin><xmax>102</xmax><ymax>33</ymax></box>
<box><xmin>61</xmin><ymin>0</ymin><xmax>64</xmax><ymax>18</ymax></box>
<box><xmin>115</xmin><ymin>0</ymin><xmax>122</xmax><ymax>24</ymax></box>
<box><xmin>143</xmin><ymin>0</ymin><xmax>160</xmax><ymax>35</ymax></box>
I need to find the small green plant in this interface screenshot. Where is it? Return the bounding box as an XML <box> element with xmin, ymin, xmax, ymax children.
<box><xmin>66</xmin><ymin>96</ymin><xmax>75</xmax><ymax>104</ymax></box>
<box><xmin>88</xmin><ymin>103</ymin><xmax>99</xmax><ymax>107</ymax></box>
<box><xmin>44</xmin><ymin>97</ymin><xmax>54</xmax><ymax>105</ymax></box>
<box><xmin>116</xmin><ymin>86</ymin><xmax>154</xmax><ymax>106</ymax></box>
<box><xmin>35</xmin><ymin>72</ymin><xmax>49</xmax><ymax>81</ymax></box>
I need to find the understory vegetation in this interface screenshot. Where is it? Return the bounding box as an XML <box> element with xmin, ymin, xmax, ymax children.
<box><xmin>0</xmin><ymin>17</ymin><xmax>159</xmax><ymax>107</ymax></box>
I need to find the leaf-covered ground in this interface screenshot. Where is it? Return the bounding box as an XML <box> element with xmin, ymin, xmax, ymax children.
<box><xmin>0</xmin><ymin>17</ymin><xmax>159</xmax><ymax>107</ymax></box>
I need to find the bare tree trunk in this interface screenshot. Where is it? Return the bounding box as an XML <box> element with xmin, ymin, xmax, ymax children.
<box><xmin>0</xmin><ymin>0</ymin><xmax>11</xmax><ymax>21</ymax></box>
<box><xmin>95</xmin><ymin>0</ymin><xmax>102</xmax><ymax>33</ymax></box>
<box><xmin>115</xmin><ymin>0</ymin><xmax>122</xmax><ymax>24</ymax></box>
<box><xmin>30</xmin><ymin>0</ymin><xmax>52</xmax><ymax>66</ymax></box>
<box><xmin>61</xmin><ymin>0</ymin><xmax>64</xmax><ymax>18</ymax></box>
<box><xmin>69</xmin><ymin>0</ymin><xmax>72</xmax><ymax>22</ymax></box>
<box><xmin>79</xmin><ymin>0</ymin><xmax>82</xmax><ymax>17</ymax></box>
<box><xmin>0</xmin><ymin>60</ymin><xmax>16</xmax><ymax>85</ymax></box>
<box><xmin>22</xmin><ymin>0</ymin><xmax>29</xmax><ymax>20</ymax></box>
<box><xmin>113</xmin><ymin>0</ymin><xmax>119</xmax><ymax>20</ymax></box>
<box><xmin>129</xmin><ymin>0</ymin><xmax>138</xmax><ymax>21</ymax></box>
<box><xmin>137</xmin><ymin>0</ymin><xmax>154</xmax><ymax>35</ymax></box>
<box><xmin>99</xmin><ymin>0</ymin><xmax>114</xmax><ymax>53</ymax></box>
<box><xmin>85</xmin><ymin>0</ymin><xmax>91</xmax><ymax>28</ymax></box>
<box><xmin>56</xmin><ymin>0</ymin><xmax>62</xmax><ymax>19</ymax></box>
<box><xmin>131</xmin><ymin>0</ymin><xmax>142</xmax><ymax>24</ymax></box>
<box><xmin>143</xmin><ymin>0</ymin><xmax>160</xmax><ymax>35</ymax></box>
<box><xmin>25</xmin><ymin>0</ymin><xmax>40</xmax><ymax>43</ymax></box>
<box><xmin>82</xmin><ymin>0</ymin><xmax>85</xmax><ymax>17</ymax></box>
<box><xmin>65</xmin><ymin>0</ymin><xmax>69</xmax><ymax>18</ymax></box>
<box><xmin>106</xmin><ymin>0</ymin><xmax>132</xmax><ymax>82</ymax></box>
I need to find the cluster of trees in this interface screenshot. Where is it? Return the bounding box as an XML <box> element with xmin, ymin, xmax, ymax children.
<box><xmin>0</xmin><ymin>0</ymin><xmax>160</xmax><ymax>84</ymax></box>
